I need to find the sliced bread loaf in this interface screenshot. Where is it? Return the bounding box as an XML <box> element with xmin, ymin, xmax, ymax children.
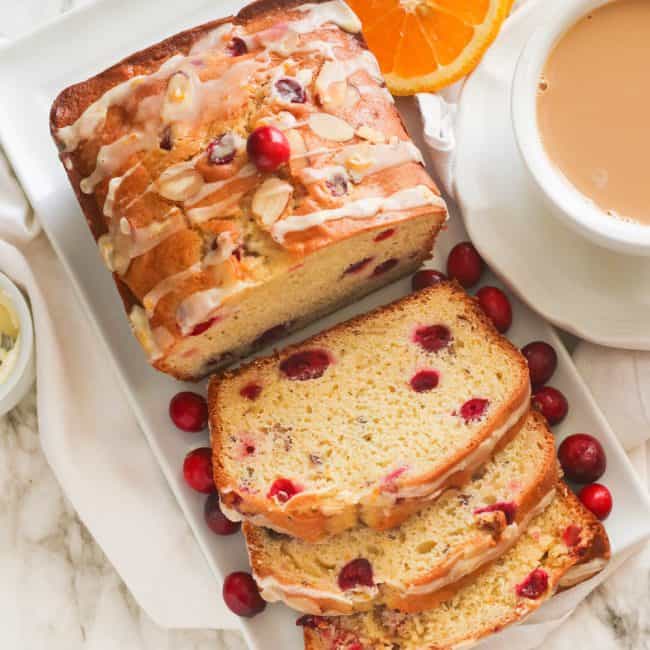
<box><xmin>210</xmin><ymin>282</ymin><xmax>531</xmax><ymax>541</ymax></box>
<box><xmin>301</xmin><ymin>482</ymin><xmax>610</xmax><ymax>650</ymax></box>
<box><xmin>245</xmin><ymin>410</ymin><xmax>558</xmax><ymax>615</ymax></box>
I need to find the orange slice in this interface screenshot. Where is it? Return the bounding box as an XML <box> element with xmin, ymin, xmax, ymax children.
<box><xmin>348</xmin><ymin>0</ymin><xmax>511</xmax><ymax>95</ymax></box>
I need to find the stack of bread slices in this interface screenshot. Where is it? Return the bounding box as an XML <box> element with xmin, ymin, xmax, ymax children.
<box><xmin>209</xmin><ymin>282</ymin><xmax>609</xmax><ymax>650</ymax></box>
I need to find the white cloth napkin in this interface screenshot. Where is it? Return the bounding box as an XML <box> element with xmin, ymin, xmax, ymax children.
<box><xmin>0</xmin><ymin>150</ymin><xmax>234</xmax><ymax>629</ymax></box>
<box><xmin>1</xmin><ymin>0</ymin><xmax>649</xmax><ymax>641</ymax></box>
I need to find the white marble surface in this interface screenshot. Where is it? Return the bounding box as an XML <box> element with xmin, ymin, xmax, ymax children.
<box><xmin>0</xmin><ymin>1</ymin><xmax>649</xmax><ymax>649</ymax></box>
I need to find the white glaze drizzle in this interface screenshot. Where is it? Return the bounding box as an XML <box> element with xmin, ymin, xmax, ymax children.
<box><xmin>272</xmin><ymin>185</ymin><xmax>444</xmax><ymax>241</ymax></box>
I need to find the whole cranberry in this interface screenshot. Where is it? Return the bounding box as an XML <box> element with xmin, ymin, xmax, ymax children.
<box><xmin>558</xmin><ymin>434</ymin><xmax>606</xmax><ymax>483</ymax></box>
<box><xmin>223</xmin><ymin>572</ymin><xmax>266</xmax><ymax>617</ymax></box>
<box><xmin>579</xmin><ymin>483</ymin><xmax>612</xmax><ymax>520</ymax></box>
<box><xmin>204</xmin><ymin>492</ymin><xmax>241</xmax><ymax>535</ymax></box>
<box><xmin>338</xmin><ymin>558</ymin><xmax>374</xmax><ymax>591</ymax></box>
<box><xmin>183</xmin><ymin>447</ymin><xmax>214</xmax><ymax>493</ymax></box>
<box><xmin>247</xmin><ymin>125</ymin><xmax>290</xmax><ymax>172</ymax></box>
<box><xmin>169</xmin><ymin>391</ymin><xmax>208</xmax><ymax>432</ymax></box>
<box><xmin>412</xmin><ymin>269</ymin><xmax>447</xmax><ymax>292</ymax></box>
<box><xmin>532</xmin><ymin>386</ymin><xmax>569</xmax><ymax>426</ymax></box>
<box><xmin>522</xmin><ymin>341</ymin><xmax>558</xmax><ymax>387</ymax></box>
<box><xmin>446</xmin><ymin>242</ymin><xmax>484</xmax><ymax>288</ymax></box>
<box><xmin>476</xmin><ymin>286</ymin><xmax>512</xmax><ymax>333</ymax></box>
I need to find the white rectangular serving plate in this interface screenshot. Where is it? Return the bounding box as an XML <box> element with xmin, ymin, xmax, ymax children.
<box><xmin>0</xmin><ymin>1</ymin><xmax>649</xmax><ymax>648</ymax></box>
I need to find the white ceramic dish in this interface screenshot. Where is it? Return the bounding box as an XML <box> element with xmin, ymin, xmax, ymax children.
<box><xmin>0</xmin><ymin>272</ymin><xmax>35</xmax><ymax>415</ymax></box>
<box><xmin>0</xmin><ymin>2</ymin><xmax>649</xmax><ymax>648</ymax></box>
<box><xmin>511</xmin><ymin>0</ymin><xmax>650</xmax><ymax>257</ymax></box>
<box><xmin>455</xmin><ymin>0</ymin><xmax>650</xmax><ymax>350</ymax></box>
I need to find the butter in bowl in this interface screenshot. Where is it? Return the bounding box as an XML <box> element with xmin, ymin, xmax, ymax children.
<box><xmin>0</xmin><ymin>272</ymin><xmax>35</xmax><ymax>416</ymax></box>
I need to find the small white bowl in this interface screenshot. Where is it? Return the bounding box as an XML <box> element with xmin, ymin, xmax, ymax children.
<box><xmin>0</xmin><ymin>272</ymin><xmax>35</xmax><ymax>416</ymax></box>
<box><xmin>511</xmin><ymin>0</ymin><xmax>650</xmax><ymax>256</ymax></box>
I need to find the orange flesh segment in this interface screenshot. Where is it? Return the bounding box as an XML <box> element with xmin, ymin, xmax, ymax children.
<box><xmin>393</xmin><ymin>13</ymin><xmax>438</xmax><ymax>78</ymax></box>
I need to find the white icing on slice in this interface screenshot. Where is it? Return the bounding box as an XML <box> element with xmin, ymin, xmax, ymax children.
<box><xmin>272</xmin><ymin>185</ymin><xmax>445</xmax><ymax>241</ymax></box>
<box><xmin>315</xmin><ymin>51</ymin><xmax>381</xmax><ymax>103</ymax></box>
<box><xmin>176</xmin><ymin>280</ymin><xmax>255</xmax><ymax>334</ymax></box>
<box><xmin>185</xmin><ymin>163</ymin><xmax>257</xmax><ymax>206</ymax></box>
<box><xmin>335</xmin><ymin>140</ymin><xmax>424</xmax><ymax>182</ymax></box>
<box><xmin>203</xmin><ymin>231</ymin><xmax>240</xmax><ymax>267</ymax></box>
<box><xmin>142</xmin><ymin>262</ymin><xmax>202</xmax><ymax>317</ymax></box>
<box><xmin>57</xmin><ymin>54</ymin><xmax>186</xmax><ymax>152</ymax></box>
<box><xmin>293</xmin><ymin>1</ymin><xmax>362</xmax><ymax>34</ymax></box>
<box><xmin>80</xmin><ymin>131</ymin><xmax>157</xmax><ymax>194</ymax></box>
<box><xmin>189</xmin><ymin>23</ymin><xmax>233</xmax><ymax>55</ymax></box>
<box><xmin>186</xmin><ymin>194</ymin><xmax>244</xmax><ymax>224</ymax></box>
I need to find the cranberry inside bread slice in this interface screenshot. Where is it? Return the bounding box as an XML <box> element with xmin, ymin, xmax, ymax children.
<box><xmin>302</xmin><ymin>482</ymin><xmax>610</xmax><ymax>650</ymax></box>
<box><xmin>210</xmin><ymin>282</ymin><xmax>531</xmax><ymax>541</ymax></box>
<box><xmin>245</xmin><ymin>410</ymin><xmax>558</xmax><ymax>615</ymax></box>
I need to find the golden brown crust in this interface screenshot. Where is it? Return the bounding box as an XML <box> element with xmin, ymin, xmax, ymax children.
<box><xmin>210</xmin><ymin>281</ymin><xmax>531</xmax><ymax>541</ymax></box>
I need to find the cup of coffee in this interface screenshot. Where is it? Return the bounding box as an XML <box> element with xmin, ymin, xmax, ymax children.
<box><xmin>512</xmin><ymin>0</ymin><xmax>650</xmax><ymax>256</ymax></box>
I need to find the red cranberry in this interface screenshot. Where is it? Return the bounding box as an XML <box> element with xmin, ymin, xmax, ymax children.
<box><xmin>207</xmin><ymin>133</ymin><xmax>238</xmax><ymax>165</ymax></box>
<box><xmin>343</xmin><ymin>257</ymin><xmax>373</xmax><ymax>275</ymax></box>
<box><xmin>460</xmin><ymin>398</ymin><xmax>489</xmax><ymax>422</ymax></box>
<box><xmin>372</xmin><ymin>258</ymin><xmax>399</xmax><ymax>276</ymax></box>
<box><xmin>204</xmin><ymin>492</ymin><xmax>241</xmax><ymax>535</ymax></box>
<box><xmin>159</xmin><ymin>126</ymin><xmax>172</xmax><ymax>150</ymax></box>
<box><xmin>169</xmin><ymin>391</ymin><xmax>208</xmax><ymax>432</ymax></box>
<box><xmin>183</xmin><ymin>447</ymin><xmax>214</xmax><ymax>493</ymax></box>
<box><xmin>516</xmin><ymin>568</ymin><xmax>549</xmax><ymax>599</ymax></box>
<box><xmin>268</xmin><ymin>478</ymin><xmax>302</xmax><ymax>502</ymax></box>
<box><xmin>477</xmin><ymin>286</ymin><xmax>512</xmax><ymax>333</ymax></box>
<box><xmin>412</xmin><ymin>269</ymin><xmax>447</xmax><ymax>291</ymax></box>
<box><xmin>446</xmin><ymin>241</ymin><xmax>484</xmax><ymax>288</ymax></box>
<box><xmin>578</xmin><ymin>483</ymin><xmax>612</xmax><ymax>520</ymax></box>
<box><xmin>533</xmin><ymin>386</ymin><xmax>569</xmax><ymax>425</ymax></box>
<box><xmin>247</xmin><ymin>126</ymin><xmax>290</xmax><ymax>172</ymax></box>
<box><xmin>275</xmin><ymin>77</ymin><xmax>307</xmax><ymax>103</ymax></box>
<box><xmin>374</xmin><ymin>228</ymin><xmax>395</xmax><ymax>242</ymax></box>
<box><xmin>280</xmin><ymin>349</ymin><xmax>331</xmax><ymax>380</ymax></box>
<box><xmin>255</xmin><ymin>322</ymin><xmax>289</xmax><ymax>347</ymax></box>
<box><xmin>190</xmin><ymin>316</ymin><xmax>218</xmax><ymax>336</ymax></box>
<box><xmin>413</xmin><ymin>324</ymin><xmax>452</xmax><ymax>352</ymax></box>
<box><xmin>222</xmin><ymin>572</ymin><xmax>266</xmax><ymax>617</ymax></box>
<box><xmin>562</xmin><ymin>524</ymin><xmax>582</xmax><ymax>547</ymax></box>
<box><xmin>326</xmin><ymin>173</ymin><xmax>349</xmax><ymax>197</ymax></box>
<box><xmin>410</xmin><ymin>370</ymin><xmax>439</xmax><ymax>393</ymax></box>
<box><xmin>227</xmin><ymin>37</ymin><xmax>248</xmax><ymax>56</ymax></box>
<box><xmin>473</xmin><ymin>501</ymin><xmax>517</xmax><ymax>525</ymax></box>
<box><xmin>522</xmin><ymin>341</ymin><xmax>558</xmax><ymax>387</ymax></box>
<box><xmin>296</xmin><ymin>615</ymin><xmax>324</xmax><ymax>628</ymax></box>
<box><xmin>337</xmin><ymin>559</ymin><xmax>374</xmax><ymax>591</ymax></box>
<box><xmin>557</xmin><ymin>434</ymin><xmax>606</xmax><ymax>483</ymax></box>
<box><xmin>240</xmin><ymin>382</ymin><xmax>262</xmax><ymax>400</ymax></box>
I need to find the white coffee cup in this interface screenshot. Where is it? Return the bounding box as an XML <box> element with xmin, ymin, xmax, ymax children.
<box><xmin>511</xmin><ymin>0</ymin><xmax>650</xmax><ymax>256</ymax></box>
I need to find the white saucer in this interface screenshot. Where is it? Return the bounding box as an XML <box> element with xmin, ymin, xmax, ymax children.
<box><xmin>454</xmin><ymin>1</ymin><xmax>650</xmax><ymax>351</ymax></box>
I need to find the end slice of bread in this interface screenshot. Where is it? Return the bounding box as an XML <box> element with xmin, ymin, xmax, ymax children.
<box><xmin>245</xmin><ymin>410</ymin><xmax>559</xmax><ymax>615</ymax></box>
<box><xmin>302</xmin><ymin>482</ymin><xmax>610</xmax><ymax>650</ymax></box>
<box><xmin>210</xmin><ymin>282</ymin><xmax>531</xmax><ymax>541</ymax></box>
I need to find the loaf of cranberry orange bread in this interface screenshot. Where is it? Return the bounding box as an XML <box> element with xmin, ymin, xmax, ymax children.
<box><xmin>245</xmin><ymin>410</ymin><xmax>558</xmax><ymax>615</ymax></box>
<box><xmin>49</xmin><ymin>0</ymin><xmax>446</xmax><ymax>381</ymax></box>
<box><xmin>209</xmin><ymin>282</ymin><xmax>531</xmax><ymax>541</ymax></box>
<box><xmin>301</xmin><ymin>482</ymin><xmax>610</xmax><ymax>650</ymax></box>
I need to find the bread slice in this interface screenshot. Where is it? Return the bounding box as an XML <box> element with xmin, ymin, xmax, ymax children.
<box><xmin>301</xmin><ymin>483</ymin><xmax>610</xmax><ymax>650</ymax></box>
<box><xmin>49</xmin><ymin>0</ymin><xmax>446</xmax><ymax>381</ymax></box>
<box><xmin>210</xmin><ymin>282</ymin><xmax>531</xmax><ymax>541</ymax></box>
<box><xmin>245</xmin><ymin>410</ymin><xmax>558</xmax><ymax>615</ymax></box>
